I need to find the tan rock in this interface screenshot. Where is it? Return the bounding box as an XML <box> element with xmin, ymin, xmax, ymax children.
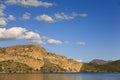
<box><xmin>0</xmin><ymin>44</ymin><xmax>83</xmax><ymax>72</ymax></box>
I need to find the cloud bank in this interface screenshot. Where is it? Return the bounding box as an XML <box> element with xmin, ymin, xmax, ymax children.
<box><xmin>5</xmin><ymin>0</ymin><xmax>54</xmax><ymax>7</ymax></box>
<box><xmin>0</xmin><ymin>27</ymin><xmax>43</xmax><ymax>44</ymax></box>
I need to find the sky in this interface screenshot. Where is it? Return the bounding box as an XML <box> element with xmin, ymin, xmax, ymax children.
<box><xmin>0</xmin><ymin>0</ymin><xmax>120</xmax><ymax>62</ymax></box>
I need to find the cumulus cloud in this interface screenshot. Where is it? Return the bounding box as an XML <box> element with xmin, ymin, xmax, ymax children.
<box><xmin>47</xmin><ymin>39</ymin><xmax>62</xmax><ymax>44</ymax></box>
<box><xmin>0</xmin><ymin>27</ymin><xmax>43</xmax><ymax>44</ymax></box>
<box><xmin>41</xmin><ymin>36</ymin><xmax>63</xmax><ymax>45</ymax></box>
<box><xmin>0</xmin><ymin>15</ymin><xmax>15</xmax><ymax>27</ymax></box>
<box><xmin>5</xmin><ymin>0</ymin><xmax>54</xmax><ymax>7</ymax></box>
<box><xmin>0</xmin><ymin>18</ymin><xmax>7</xmax><ymax>26</ymax></box>
<box><xmin>7</xmin><ymin>15</ymin><xmax>15</xmax><ymax>21</ymax></box>
<box><xmin>0</xmin><ymin>4</ymin><xmax>6</xmax><ymax>16</ymax></box>
<box><xmin>22</xmin><ymin>12</ymin><xmax>30</xmax><ymax>20</ymax></box>
<box><xmin>35</xmin><ymin>14</ymin><xmax>54</xmax><ymax>23</ymax></box>
<box><xmin>77</xmin><ymin>41</ymin><xmax>86</xmax><ymax>46</ymax></box>
<box><xmin>0</xmin><ymin>27</ymin><xmax>63</xmax><ymax>45</ymax></box>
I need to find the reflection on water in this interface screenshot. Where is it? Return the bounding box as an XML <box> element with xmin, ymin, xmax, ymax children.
<box><xmin>44</xmin><ymin>73</ymin><xmax>120</xmax><ymax>80</ymax></box>
<box><xmin>44</xmin><ymin>74</ymin><xmax>82</xmax><ymax>80</ymax></box>
<box><xmin>0</xmin><ymin>74</ymin><xmax>43</xmax><ymax>80</ymax></box>
<box><xmin>0</xmin><ymin>73</ymin><xmax>120</xmax><ymax>80</ymax></box>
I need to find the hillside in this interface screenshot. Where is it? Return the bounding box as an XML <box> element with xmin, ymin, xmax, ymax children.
<box><xmin>0</xmin><ymin>60</ymin><xmax>33</xmax><ymax>73</ymax></box>
<box><xmin>81</xmin><ymin>60</ymin><xmax>120</xmax><ymax>72</ymax></box>
<box><xmin>0</xmin><ymin>45</ymin><xmax>82</xmax><ymax>73</ymax></box>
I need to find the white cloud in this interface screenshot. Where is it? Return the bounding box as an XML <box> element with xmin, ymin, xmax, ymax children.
<box><xmin>36</xmin><ymin>14</ymin><xmax>54</xmax><ymax>23</ymax></box>
<box><xmin>54</xmin><ymin>12</ymin><xmax>75</xmax><ymax>20</ymax></box>
<box><xmin>0</xmin><ymin>18</ymin><xmax>7</xmax><ymax>26</ymax></box>
<box><xmin>7</xmin><ymin>15</ymin><xmax>15</xmax><ymax>21</ymax></box>
<box><xmin>79</xmin><ymin>13</ymin><xmax>88</xmax><ymax>17</ymax></box>
<box><xmin>0</xmin><ymin>14</ymin><xmax>16</xmax><ymax>27</ymax></box>
<box><xmin>0</xmin><ymin>4</ymin><xmax>6</xmax><ymax>16</ymax></box>
<box><xmin>77</xmin><ymin>41</ymin><xmax>86</xmax><ymax>46</ymax></box>
<box><xmin>0</xmin><ymin>27</ymin><xmax>43</xmax><ymax>44</ymax></box>
<box><xmin>54</xmin><ymin>12</ymin><xmax>88</xmax><ymax>20</ymax></box>
<box><xmin>5</xmin><ymin>0</ymin><xmax>54</xmax><ymax>7</ymax></box>
<box><xmin>0</xmin><ymin>4</ymin><xmax>6</xmax><ymax>10</ymax></box>
<box><xmin>76</xmin><ymin>59</ymin><xmax>83</xmax><ymax>62</ymax></box>
<box><xmin>0</xmin><ymin>27</ymin><xmax>63</xmax><ymax>45</ymax></box>
<box><xmin>47</xmin><ymin>39</ymin><xmax>62</xmax><ymax>44</ymax></box>
<box><xmin>0</xmin><ymin>15</ymin><xmax>15</xmax><ymax>27</ymax></box>
<box><xmin>22</xmin><ymin>12</ymin><xmax>30</xmax><ymax>20</ymax></box>
<box><xmin>41</xmin><ymin>36</ymin><xmax>63</xmax><ymax>45</ymax></box>
<box><xmin>0</xmin><ymin>10</ymin><xmax>5</xmax><ymax>16</ymax></box>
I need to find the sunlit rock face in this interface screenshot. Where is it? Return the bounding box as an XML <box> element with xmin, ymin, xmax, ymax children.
<box><xmin>0</xmin><ymin>45</ymin><xmax>83</xmax><ymax>72</ymax></box>
<box><xmin>0</xmin><ymin>45</ymin><xmax>45</xmax><ymax>70</ymax></box>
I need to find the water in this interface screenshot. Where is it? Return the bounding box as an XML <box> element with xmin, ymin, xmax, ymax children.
<box><xmin>0</xmin><ymin>73</ymin><xmax>120</xmax><ymax>80</ymax></box>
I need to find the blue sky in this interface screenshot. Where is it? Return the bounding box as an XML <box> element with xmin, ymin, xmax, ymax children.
<box><xmin>0</xmin><ymin>0</ymin><xmax>120</xmax><ymax>62</ymax></box>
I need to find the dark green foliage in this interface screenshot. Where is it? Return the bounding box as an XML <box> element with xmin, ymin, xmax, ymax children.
<box><xmin>0</xmin><ymin>60</ymin><xmax>33</xmax><ymax>73</ymax></box>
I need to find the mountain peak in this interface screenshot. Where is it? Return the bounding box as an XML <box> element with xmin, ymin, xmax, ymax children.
<box><xmin>90</xmin><ymin>59</ymin><xmax>112</xmax><ymax>65</ymax></box>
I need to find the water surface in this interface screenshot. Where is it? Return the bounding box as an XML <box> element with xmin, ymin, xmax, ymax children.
<box><xmin>0</xmin><ymin>73</ymin><xmax>120</xmax><ymax>80</ymax></box>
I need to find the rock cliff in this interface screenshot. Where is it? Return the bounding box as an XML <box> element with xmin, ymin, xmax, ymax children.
<box><xmin>43</xmin><ymin>52</ymin><xmax>82</xmax><ymax>72</ymax></box>
<box><xmin>0</xmin><ymin>45</ymin><xmax>82</xmax><ymax>72</ymax></box>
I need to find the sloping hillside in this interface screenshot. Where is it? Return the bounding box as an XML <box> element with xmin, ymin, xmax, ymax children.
<box><xmin>0</xmin><ymin>60</ymin><xmax>33</xmax><ymax>73</ymax></box>
<box><xmin>81</xmin><ymin>60</ymin><xmax>120</xmax><ymax>72</ymax></box>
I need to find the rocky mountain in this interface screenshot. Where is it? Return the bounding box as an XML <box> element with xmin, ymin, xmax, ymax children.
<box><xmin>0</xmin><ymin>45</ymin><xmax>82</xmax><ymax>73</ymax></box>
<box><xmin>81</xmin><ymin>60</ymin><xmax>120</xmax><ymax>72</ymax></box>
<box><xmin>0</xmin><ymin>44</ymin><xmax>119</xmax><ymax>73</ymax></box>
<box><xmin>90</xmin><ymin>59</ymin><xmax>112</xmax><ymax>65</ymax></box>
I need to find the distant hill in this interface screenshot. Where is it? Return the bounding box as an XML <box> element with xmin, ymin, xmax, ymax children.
<box><xmin>81</xmin><ymin>60</ymin><xmax>120</xmax><ymax>72</ymax></box>
<box><xmin>90</xmin><ymin>59</ymin><xmax>113</xmax><ymax>65</ymax></box>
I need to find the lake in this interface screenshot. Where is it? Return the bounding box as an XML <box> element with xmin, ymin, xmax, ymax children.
<box><xmin>0</xmin><ymin>73</ymin><xmax>120</xmax><ymax>80</ymax></box>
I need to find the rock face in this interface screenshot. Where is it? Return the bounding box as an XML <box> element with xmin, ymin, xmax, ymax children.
<box><xmin>0</xmin><ymin>45</ymin><xmax>46</xmax><ymax>70</ymax></box>
<box><xmin>43</xmin><ymin>52</ymin><xmax>82</xmax><ymax>72</ymax></box>
<box><xmin>0</xmin><ymin>45</ymin><xmax>82</xmax><ymax>72</ymax></box>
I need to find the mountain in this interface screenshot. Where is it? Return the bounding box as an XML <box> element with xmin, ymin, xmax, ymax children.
<box><xmin>90</xmin><ymin>59</ymin><xmax>112</xmax><ymax>65</ymax></box>
<box><xmin>0</xmin><ymin>45</ymin><xmax>82</xmax><ymax>73</ymax></box>
<box><xmin>81</xmin><ymin>60</ymin><xmax>120</xmax><ymax>72</ymax></box>
<box><xmin>0</xmin><ymin>44</ymin><xmax>119</xmax><ymax>73</ymax></box>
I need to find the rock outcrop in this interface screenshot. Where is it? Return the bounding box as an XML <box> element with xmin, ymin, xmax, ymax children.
<box><xmin>43</xmin><ymin>52</ymin><xmax>82</xmax><ymax>72</ymax></box>
<box><xmin>0</xmin><ymin>45</ymin><xmax>45</xmax><ymax>70</ymax></box>
<box><xmin>0</xmin><ymin>44</ymin><xmax>82</xmax><ymax>72</ymax></box>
